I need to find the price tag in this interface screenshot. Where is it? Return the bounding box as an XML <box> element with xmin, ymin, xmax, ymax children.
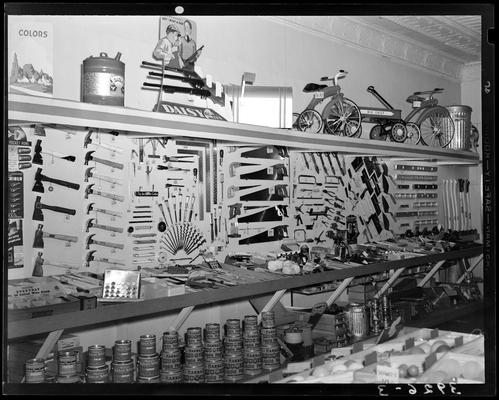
<box><xmin>267</xmin><ymin>167</ymin><xmax>273</xmax><ymax>174</ymax></box>
<box><xmin>364</xmin><ymin>351</ymin><xmax>378</xmax><ymax>366</ymax></box>
<box><xmin>430</xmin><ymin>329</ymin><xmax>439</xmax><ymax>339</ymax></box>
<box><xmin>266</xmin><ymin>146</ymin><xmax>273</xmax><ymax>153</ymax></box>
<box><xmin>352</xmin><ymin>342</ymin><xmax>363</xmax><ymax>354</ymax></box>
<box><xmin>423</xmin><ymin>352</ymin><xmax>438</xmax><ymax>371</ymax></box>
<box><xmin>268</xmin><ymin>229</ymin><xmax>274</xmax><ymax>237</ymax></box>
<box><xmin>404</xmin><ymin>338</ymin><xmax>415</xmax><ymax>351</ymax></box>
<box><xmin>412</xmin><ymin>101</ymin><xmax>421</xmax><ymax>108</ymax></box>
<box><xmin>269</xmin><ymin>186</ymin><xmax>275</xmax><ymax>195</ymax></box>
<box><xmin>376</xmin><ymin>364</ymin><xmax>400</xmax><ymax>383</ymax></box>
<box><xmin>314</xmin><ymin>91</ymin><xmax>325</xmax><ymax>99</ymax></box>
<box><xmin>454</xmin><ymin>336</ymin><xmax>464</xmax><ymax>347</ymax></box>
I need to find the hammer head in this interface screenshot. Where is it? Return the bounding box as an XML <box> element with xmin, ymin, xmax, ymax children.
<box><xmin>33</xmin><ymin>224</ymin><xmax>44</xmax><ymax>248</ymax></box>
<box><xmin>84</xmin><ymin>250</ymin><xmax>97</xmax><ymax>267</ymax></box>
<box><xmin>86</xmin><ymin>202</ymin><xmax>95</xmax><ymax>214</ymax></box>
<box><xmin>83</xmin><ymin>130</ymin><xmax>93</xmax><ymax>148</ymax></box>
<box><xmin>33</xmin><ymin>196</ymin><xmax>44</xmax><ymax>221</ymax></box>
<box><xmin>84</xmin><ymin>184</ymin><xmax>94</xmax><ymax>199</ymax></box>
<box><xmin>84</xmin><ymin>167</ymin><xmax>95</xmax><ymax>182</ymax></box>
<box><xmin>84</xmin><ymin>150</ymin><xmax>95</xmax><ymax>165</ymax></box>
<box><xmin>85</xmin><ymin>217</ymin><xmax>95</xmax><ymax>232</ymax></box>
<box><xmin>32</xmin><ymin>168</ymin><xmax>44</xmax><ymax>193</ymax></box>
<box><xmin>85</xmin><ymin>233</ymin><xmax>96</xmax><ymax>249</ymax></box>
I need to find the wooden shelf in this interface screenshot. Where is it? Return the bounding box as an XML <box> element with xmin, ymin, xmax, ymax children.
<box><xmin>9</xmin><ymin>94</ymin><xmax>480</xmax><ymax>164</ymax></box>
<box><xmin>7</xmin><ymin>245</ymin><xmax>482</xmax><ymax>340</ymax></box>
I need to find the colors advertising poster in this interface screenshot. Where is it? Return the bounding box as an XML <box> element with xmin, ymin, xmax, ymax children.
<box><xmin>8</xmin><ymin>219</ymin><xmax>24</xmax><ymax>269</ymax></box>
<box><xmin>8</xmin><ymin>19</ymin><xmax>53</xmax><ymax>97</ymax></box>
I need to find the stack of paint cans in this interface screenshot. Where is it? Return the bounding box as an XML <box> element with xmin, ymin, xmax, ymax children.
<box><xmin>203</xmin><ymin>323</ymin><xmax>224</xmax><ymax>383</ymax></box>
<box><xmin>160</xmin><ymin>330</ymin><xmax>183</xmax><ymax>383</ymax></box>
<box><xmin>368</xmin><ymin>298</ymin><xmax>382</xmax><ymax>334</ymax></box>
<box><xmin>85</xmin><ymin>345</ymin><xmax>109</xmax><ymax>383</ymax></box>
<box><xmin>260</xmin><ymin>311</ymin><xmax>280</xmax><ymax>371</ymax></box>
<box><xmin>25</xmin><ymin>358</ymin><xmax>46</xmax><ymax>383</ymax></box>
<box><xmin>381</xmin><ymin>295</ymin><xmax>392</xmax><ymax>329</ymax></box>
<box><xmin>112</xmin><ymin>339</ymin><xmax>134</xmax><ymax>383</ymax></box>
<box><xmin>243</xmin><ymin>315</ymin><xmax>262</xmax><ymax>376</ymax></box>
<box><xmin>137</xmin><ymin>334</ymin><xmax>160</xmax><ymax>383</ymax></box>
<box><xmin>183</xmin><ymin>327</ymin><xmax>204</xmax><ymax>383</ymax></box>
<box><xmin>223</xmin><ymin>318</ymin><xmax>244</xmax><ymax>382</ymax></box>
<box><xmin>56</xmin><ymin>349</ymin><xmax>81</xmax><ymax>383</ymax></box>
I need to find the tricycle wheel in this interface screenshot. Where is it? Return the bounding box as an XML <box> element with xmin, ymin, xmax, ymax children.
<box><xmin>369</xmin><ymin>124</ymin><xmax>387</xmax><ymax>141</ymax></box>
<box><xmin>296</xmin><ymin>109</ymin><xmax>323</xmax><ymax>133</ymax></box>
<box><xmin>390</xmin><ymin>122</ymin><xmax>407</xmax><ymax>143</ymax></box>
<box><xmin>405</xmin><ymin>122</ymin><xmax>421</xmax><ymax>145</ymax></box>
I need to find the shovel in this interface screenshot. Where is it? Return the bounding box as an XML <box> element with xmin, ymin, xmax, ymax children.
<box><xmin>307</xmin><ymin>302</ymin><xmax>327</xmax><ymax>329</ymax></box>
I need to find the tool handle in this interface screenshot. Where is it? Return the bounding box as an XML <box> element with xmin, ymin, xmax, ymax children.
<box><xmin>93</xmin><ymin>223</ymin><xmax>123</xmax><ymax>233</ymax></box>
<box><xmin>44</xmin><ymin>232</ymin><xmax>78</xmax><ymax>242</ymax></box>
<box><xmin>43</xmin><ymin>176</ymin><xmax>80</xmax><ymax>190</ymax></box>
<box><xmin>94</xmin><ymin>190</ymin><xmax>125</xmax><ymax>202</ymax></box>
<box><xmin>91</xmin><ymin>156</ymin><xmax>124</xmax><ymax>170</ymax></box>
<box><xmin>41</xmin><ymin>204</ymin><xmax>77</xmax><ymax>215</ymax></box>
<box><xmin>93</xmin><ymin>240</ymin><xmax>124</xmax><ymax>249</ymax></box>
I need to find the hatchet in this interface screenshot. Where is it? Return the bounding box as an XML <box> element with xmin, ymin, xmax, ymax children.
<box><xmin>84</xmin><ymin>130</ymin><xmax>123</xmax><ymax>153</ymax></box>
<box><xmin>84</xmin><ymin>184</ymin><xmax>125</xmax><ymax>202</ymax></box>
<box><xmin>85</xmin><ymin>233</ymin><xmax>124</xmax><ymax>250</ymax></box>
<box><xmin>85</xmin><ymin>217</ymin><xmax>123</xmax><ymax>233</ymax></box>
<box><xmin>33</xmin><ymin>224</ymin><xmax>78</xmax><ymax>248</ymax></box>
<box><xmin>33</xmin><ymin>168</ymin><xmax>80</xmax><ymax>193</ymax></box>
<box><xmin>85</xmin><ymin>150</ymin><xmax>124</xmax><ymax>170</ymax></box>
<box><xmin>86</xmin><ymin>202</ymin><xmax>122</xmax><ymax>217</ymax></box>
<box><xmin>33</xmin><ymin>196</ymin><xmax>76</xmax><ymax>221</ymax></box>
<box><xmin>33</xmin><ymin>139</ymin><xmax>76</xmax><ymax>164</ymax></box>
<box><xmin>84</xmin><ymin>250</ymin><xmax>125</xmax><ymax>268</ymax></box>
<box><xmin>84</xmin><ymin>166</ymin><xmax>122</xmax><ymax>185</ymax></box>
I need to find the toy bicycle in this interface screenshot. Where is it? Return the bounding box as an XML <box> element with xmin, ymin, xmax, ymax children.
<box><xmin>360</xmin><ymin>86</ymin><xmax>455</xmax><ymax>148</ymax></box>
<box><xmin>294</xmin><ymin>70</ymin><xmax>362</xmax><ymax>137</ymax></box>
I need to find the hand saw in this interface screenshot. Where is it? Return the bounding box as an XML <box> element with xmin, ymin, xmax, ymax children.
<box><xmin>238</xmin><ymin>225</ymin><xmax>288</xmax><ymax>245</ymax></box>
<box><xmin>240</xmin><ymin>164</ymin><xmax>287</xmax><ymax>180</ymax></box>
<box><xmin>240</xmin><ymin>185</ymin><xmax>289</xmax><ymax>201</ymax></box>
<box><xmin>238</xmin><ymin>205</ymin><xmax>288</xmax><ymax>223</ymax></box>
<box><xmin>241</xmin><ymin>146</ymin><xmax>288</xmax><ymax>159</ymax></box>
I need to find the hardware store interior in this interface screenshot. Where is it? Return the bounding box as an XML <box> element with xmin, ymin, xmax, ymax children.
<box><xmin>4</xmin><ymin>11</ymin><xmax>494</xmax><ymax>390</ymax></box>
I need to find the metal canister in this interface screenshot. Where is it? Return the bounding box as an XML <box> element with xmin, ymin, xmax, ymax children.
<box><xmin>112</xmin><ymin>359</ymin><xmax>134</xmax><ymax>383</ymax></box>
<box><xmin>224</xmin><ymin>351</ymin><xmax>244</xmax><ymax>382</ymax></box>
<box><xmin>243</xmin><ymin>315</ymin><xmax>258</xmax><ymax>331</ymax></box>
<box><xmin>25</xmin><ymin>358</ymin><xmax>46</xmax><ymax>383</ymax></box>
<box><xmin>82</xmin><ymin>52</ymin><xmax>125</xmax><ymax>106</ymax></box>
<box><xmin>446</xmin><ymin>105</ymin><xmax>473</xmax><ymax>150</ymax></box>
<box><xmin>204</xmin><ymin>358</ymin><xmax>225</xmax><ymax>383</ymax></box>
<box><xmin>113</xmin><ymin>339</ymin><xmax>132</xmax><ymax>362</ymax></box>
<box><xmin>161</xmin><ymin>348</ymin><xmax>182</xmax><ymax>370</ymax></box>
<box><xmin>137</xmin><ymin>353</ymin><xmax>160</xmax><ymax>378</ymax></box>
<box><xmin>56</xmin><ymin>375</ymin><xmax>81</xmax><ymax>383</ymax></box>
<box><xmin>86</xmin><ymin>364</ymin><xmax>109</xmax><ymax>383</ymax></box>
<box><xmin>87</xmin><ymin>345</ymin><xmax>106</xmax><ymax>367</ymax></box>
<box><xmin>204</xmin><ymin>323</ymin><xmax>221</xmax><ymax>342</ymax></box>
<box><xmin>382</xmin><ymin>295</ymin><xmax>392</xmax><ymax>328</ymax></box>
<box><xmin>225</xmin><ymin>319</ymin><xmax>241</xmax><ymax>336</ymax></box>
<box><xmin>204</xmin><ymin>340</ymin><xmax>223</xmax><ymax>360</ymax></box>
<box><xmin>224</xmin><ymin>336</ymin><xmax>243</xmax><ymax>352</ymax></box>
<box><xmin>186</xmin><ymin>327</ymin><xmax>203</xmax><ymax>347</ymax></box>
<box><xmin>243</xmin><ymin>346</ymin><xmax>262</xmax><ymax>375</ymax></box>
<box><xmin>261</xmin><ymin>344</ymin><xmax>281</xmax><ymax>370</ymax></box>
<box><xmin>260</xmin><ymin>327</ymin><xmax>277</xmax><ymax>346</ymax></box>
<box><xmin>139</xmin><ymin>334</ymin><xmax>157</xmax><ymax>356</ymax></box>
<box><xmin>160</xmin><ymin>368</ymin><xmax>183</xmax><ymax>383</ymax></box>
<box><xmin>183</xmin><ymin>363</ymin><xmax>204</xmax><ymax>383</ymax></box>
<box><xmin>346</xmin><ymin>303</ymin><xmax>368</xmax><ymax>338</ymax></box>
<box><xmin>162</xmin><ymin>330</ymin><xmax>179</xmax><ymax>350</ymax></box>
<box><xmin>184</xmin><ymin>345</ymin><xmax>204</xmax><ymax>365</ymax></box>
<box><xmin>261</xmin><ymin>311</ymin><xmax>275</xmax><ymax>328</ymax></box>
<box><xmin>57</xmin><ymin>350</ymin><xmax>77</xmax><ymax>377</ymax></box>
<box><xmin>243</xmin><ymin>331</ymin><xmax>260</xmax><ymax>347</ymax></box>
<box><xmin>368</xmin><ymin>299</ymin><xmax>382</xmax><ymax>334</ymax></box>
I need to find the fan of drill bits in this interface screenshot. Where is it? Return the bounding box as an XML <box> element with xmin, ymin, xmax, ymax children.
<box><xmin>158</xmin><ymin>194</ymin><xmax>206</xmax><ymax>255</ymax></box>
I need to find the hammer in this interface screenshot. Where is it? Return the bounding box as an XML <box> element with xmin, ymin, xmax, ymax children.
<box><xmin>86</xmin><ymin>202</ymin><xmax>122</xmax><ymax>218</ymax></box>
<box><xmin>33</xmin><ymin>196</ymin><xmax>76</xmax><ymax>221</ymax></box>
<box><xmin>84</xmin><ymin>250</ymin><xmax>125</xmax><ymax>268</ymax></box>
<box><xmin>33</xmin><ymin>168</ymin><xmax>80</xmax><ymax>193</ymax></box>
<box><xmin>84</xmin><ymin>130</ymin><xmax>123</xmax><ymax>153</ymax></box>
<box><xmin>84</xmin><ymin>184</ymin><xmax>125</xmax><ymax>202</ymax></box>
<box><xmin>84</xmin><ymin>167</ymin><xmax>122</xmax><ymax>185</ymax></box>
<box><xmin>33</xmin><ymin>224</ymin><xmax>78</xmax><ymax>248</ymax></box>
<box><xmin>85</xmin><ymin>217</ymin><xmax>123</xmax><ymax>233</ymax></box>
<box><xmin>33</xmin><ymin>139</ymin><xmax>76</xmax><ymax>165</ymax></box>
<box><xmin>84</xmin><ymin>150</ymin><xmax>124</xmax><ymax>170</ymax></box>
<box><xmin>85</xmin><ymin>233</ymin><xmax>124</xmax><ymax>250</ymax></box>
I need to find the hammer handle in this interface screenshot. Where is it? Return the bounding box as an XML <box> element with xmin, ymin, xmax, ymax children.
<box><xmin>91</xmin><ymin>156</ymin><xmax>124</xmax><ymax>170</ymax></box>
<box><xmin>43</xmin><ymin>176</ymin><xmax>80</xmax><ymax>190</ymax></box>
<box><xmin>92</xmin><ymin>239</ymin><xmax>124</xmax><ymax>249</ymax></box>
<box><xmin>93</xmin><ymin>190</ymin><xmax>125</xmax><ymax>202</ymax></box>
<box><xmin>44</xmin><ymin>232</ymin><xmax>78</xmax><ymax>242</ymax></box>
<box><xmin>41</xmin><ymin>204</ymin><xmax>77</xmax><ymax>215</ymax></box>
<box><xmin>92</xmin><ymin>223</ymin><xmax>124</xmax><ymax>233</ymax></box>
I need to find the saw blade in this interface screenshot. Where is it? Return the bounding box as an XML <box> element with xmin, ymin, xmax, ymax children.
<box><xmin>240</xmin><ymin>185</ymin><xmax>288</xmax><ymax>201</ymax></box>
<box><xmin>240</xmin><ymin>164</ymin><xmax>287</xmax><ymax>180</ymax></box>
<box><xmin>241</xmin><ymin>146</ymin><xmax>288</xmax><ymax>159</ymax></box>
<box><xmin>238</xmin><ymin>225</ymin><xmax>288</xmax><ymax>245</ymax></box>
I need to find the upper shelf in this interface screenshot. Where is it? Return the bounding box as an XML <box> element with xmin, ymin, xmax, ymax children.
<box><xmin>9</xmin><ymin>94</ymin><xmax>480</xmax><ymax>164</ymax></box>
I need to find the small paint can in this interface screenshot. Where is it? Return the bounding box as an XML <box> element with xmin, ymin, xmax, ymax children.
<box><xmin>183</xmin><ymin>363</ymin><xmax>204</xmax><ymax>383</ymax></box>
<box><xmin>160</xmin><ymin>368</ymin><xmax>183</xmax><ymax>383</ymax></box>
<box><xmin>203</xmin><ymin>340</ymin><xmax>223</xmax><ymax>360</ymax></box>
<box><xmin>138</xmin><ymin>353</ymin><xmax>160</xmax><ymax>378</ymax></box>
<box><xmin>113</xmin><ymin>339</ymin><xmax>132</xmax><ymax>362</ymax></box>
<box><xmin>184</xmin><ymin>345</ymin><xmax>204</xmax><ymax>365</ymax></box>
<box><xmin>186</xmin><ymin>327</ymin><xmax>203</xmax><ymax>347</ymax></box>
<box><xmin>161</xmin><ymin>348</ymin><xmax>181</xmax><ymax>370</ymax></box>
<box><xmin>243</xmin><ymin>315</ymin><xmax>258</xmax><ymax>331</ymax></box>
<box><xmin>204</xmin><ymin>358</ymin><xmax>224</xmax><ymax>383</ymax></box>
<box><xmin>224</xmin><ymin>351</ymin><xmax>244</xmax><ymax>382</ymax></box>
<box><xmin>87</xmin><ymin>345</ymin><xmax>106</xmax><ymax>367</ymax></box>
<box><xmin>225</xmin><ymin>319</ymin><xmax>241</xmax><ymax>336</ymax></box>
<box><xmin>162</xmin><ymin>330</ymin><xmax>179</xmax><ymax>350</ymax></box>
<box><xmin>57</xmin><ymin>350</ymin><xmax>77</xmax><ymax>377</ymax></box>
<box><xmin>261</xmin><ymin>311</ymin><xmax>275</xmax><ymax>328</ymax></box>
<box><xmin>112</xmin><ymin>359</ymin><xmax>134</xmax><ymax>383</ymax></box>
<box><xmin>204</xmin><ymin>323</ymin><xmax>221</xmax><ymax>342</ymax></box>
<box><xmin>243</xmin><ymin>346</ymin><xmax>262</xmax><ymax>375</ymax></box>
<box><xmin>56</xmin><ymin>374</ymin><xmax>81</xmax><ymax>383</ymax></box>
<box><xmin>139</xmin><ymin>334</ymin><xmax>157</xmax><ymax>356</ymax></box>
<box><xmin>243</xmin><ymin>332</ymin><xmax>260</xmax><ymax>347</ymax></box>
<box><xmin>25</xmin><ymin>358</ymin><xmax>46</xmax><ymax>383</ymax></box>
<box><xmin>86</xmin><ymin>364</ymin><xmax>109</xmax><ymax>383</ymax></box>
<box><xmin>261</xmin><ymin>344</ymin><xmax>281</xmax><ymax>370</ymax></box>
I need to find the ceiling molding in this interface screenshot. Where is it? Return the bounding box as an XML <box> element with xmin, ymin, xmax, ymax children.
<box><xmin>268</xmin><ymin>16</ymin><xmax>475</xmax><ymax>82</ymax></box>
<box><xmin>461</xmin><ymin>62</ymin><xmax>481</xmax><ymax>82</ymax></box>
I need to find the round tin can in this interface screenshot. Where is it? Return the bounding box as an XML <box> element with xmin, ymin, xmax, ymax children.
<box><xmin>224</xmin><ymin>351</ymin><xmax>244</xmax><ymax>382</ymax></box>
<box><xmin>86</xmin><ymin>364</ymin><xmax>109</xmax><ymax>383</ymax></box>
<box><xmin>261</xmin><ymin>344</ymin><xmax>281</xmax><ymax>370</ymax></box>
<box><xmin>87</xmin><ymin>345</ymin><xmax>106</xmax><ymax>367</ymax></box>
<box><xmin>204</xmin><ymin>358</ymin><xmax>224</xmax><ymax>383</ymax></box>
<box><xmin>243</xmin><ymin>346</ymin><xmax>262</xmax><ymax>375</ymax></box>
<box><xmin>139</xmin><ymin>334</ymin><xmax>157</xmax><ymax>356</ymax></box>
<box><xmin>184</xmin><ymin>345</ymin><xmax>204</xmax><ymax>365</ymax></box>
<box><xmin>56</xmin><ymin>374</ymin><xmax>81</xmax><ymax>383</ymax></box>
<box><xmin>162</xmin><ymin>330</ymin><xmax>179</xmax><ymax>349</ymax></box>
<box><xmin>243</xmin><ymin>315</ymin><xmax>258</xmax><ymax>331</ymax></box>
<box><xmin>161</xmin><ymin>348</ymin><xmax>181</xmax><ymax>370</ymax></box>
<box><xmin>186</xmin><ymin>327</ymin><xmax>203</xmax><ymax>347</ymax></box>
<box><xmin>346</xmin><ymin>303</ymin><xmax>368</xmax><ymax>338</ymax></box>
<box><xmin>137</xmin><ymin>375</ymin><xmax>160</xmax><ymax>383</ymax></box>
<box><xmin>25</xmin><ymin>358</ymin><xmax>46</xmax><ymax>383</ymax></box>
<box><xmin>138</xmin><ymin>354</ymin><xmax>160</xmax><ymax>378</ymax></box>
<box><xmin>112</xmin><ymin>360</ymin><xmax>134</xmax><ymax>383</ymax></box>
<box><xmin>160</xmin><ymin>368</ymin><xmax>183</xmax><ymax>383</ymax></box>
<box><xmin>243</xmin><ymin>332</ymin><xmax>260</xmax><ymax>347</ymax></box>
<box><xmin>225</xmin><ymin>319</ymin><xmax>241</xmax><ymax>335</ymax></box>
<box><xmin>183</xmin><ymin>363</ymin><xmax>204</xmax><ymax>383</ymax></box>
<box><xmin>114</xmin><ymin>339</ymin><xmax>132</xmax><ymax>362</ymax></box>
<box><xmin>57</xmin><ymin>350</ymin><xmax>77</xmax><ymax>376</ymax></box>
<box><xmin>203</xmin><ymin>340</ymin><xmax>223</xmax><ymax>360</ymax></box>
<box><xmin>261</xmin><ymin>311</ymin><xmax>275</xmax><ymax>328</ymax></box>
<box><xmin>204</xmin><ymin>323</ymin><xmax>221</xmax><ymax>342</ymax></box>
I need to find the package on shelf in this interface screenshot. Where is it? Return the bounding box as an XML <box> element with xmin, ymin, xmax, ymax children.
<box><xmin>141</xmin><ymin>277</ymin><xmax>185</xmax><ymax>299</ymax></box>
<box><xmin>419</xmin><ymin>352</ymin><xmax>485</xmax><ymax>383</ymax></box>
<box><xmin>8</xmin><ymin>277</ymin><xmax>69</xmax><ymax>309</ymax></box>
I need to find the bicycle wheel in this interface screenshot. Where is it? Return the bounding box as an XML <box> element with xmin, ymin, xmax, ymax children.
<box><xmin>417</xmin><ymin>107</ymin><xmax>455</xmax><ymax>148</ymax></box>
<box><xmin>390</xmin><ymin>122</ymin><xmax>407</xmax><ymax>143</ymax></box>
<box><xmin>369</xmin><ymin>124</ymin><xmax>387</xmax><ymax>141</ymax></box>
<box><xmin>323</xmin><ymin>97</ymin><xmax>362</xmax><ymax>137</ymax></box>
<box><xmin>292</xmin><ymin>112</ymin><xmax>301</xmax><ymax>130</ymax></box>
<box><xmin>296</xmin><ymin>109</ymin><xmax>323</xmax><ymax>134</ymax></box>
<box><xmin>405</xmin><ymin>122</ymin><xmax>421</xmax><ymax>145</ymax></box>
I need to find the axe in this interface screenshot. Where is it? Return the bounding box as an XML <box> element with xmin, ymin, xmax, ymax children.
<box><xmin>33</xmin><ymin>139</ymin><xmax>76</xmax><ymax>164</ymax></box>
<box><xmin>33</xmin><ymin>168</ymin><xmax>80</xmax><ymax>193</ymax></box>
<box><xmin>84</xmin><ymin>167</ymin><xmax>122</xmax><ymax>185</ymax></box>
<box><xmin>84</xmin><ymin>184</ymin><xmax>125</xmax><ymax>202</ymax></box>
<box><xmin>84</xmin><ymin>151</ymin><xmax>124</xmax><ymax>170</ymax></box>
<box><xmin>84</xmin><ymin>130</ymin><xmax>123</xmax><ymax>153</ymax></box>
<box><xmin>33</xmin><ymin>196</ymin><xmax>76</xmax><ymax>221</ymax></box>
<box><xmin>86</xmin><ymin>202</ymin><xmax>123</xmax><ymax>217</ymax></box>
<box><xmin>33</xmin><ymin>224</ymin><xmax>78</xmax><ymax>248</ymax></box>
<box><xmin>85</xmin><ymin>233</ymin><xmax>124</xmax><ymax>250</ymax></box>
<box><xmin>84</xmin><ymin>250</ymin><xmax>125</xmax><ymax>268</ymax></box>
<box><xmin>85</xmin><ymin>217</ymin><xmax>123</xmax><ymax>233</ymax></box>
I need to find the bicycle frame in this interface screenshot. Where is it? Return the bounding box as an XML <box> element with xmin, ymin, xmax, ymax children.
<box><xmin>303</xmin><ymin>85</ymin><xmax>342</xmax><ymax>111</ymax></box>
<box><xmin>404</xmin><ymin>97</ymin><xmax>439</xmax><ymax>123</ymax></box>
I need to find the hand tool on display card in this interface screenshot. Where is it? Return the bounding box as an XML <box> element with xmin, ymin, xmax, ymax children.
<box><xmin>449</xmin><ymin>179</ymin><xmax>458</xmax><ymax>230</ymax></box>
<box><xmin>17</xmin><ymin>147</ymin><xmax>31</xmax><ymax>155</ymax></box>
<box><xmin>301</xmin><ymin>153</ymin><xmax>310</xmax><ymax>170</ymax></box>
<box><xmin>85</xmin><ymin>184</ymin><xmax>124</xmax><ymax>202</ymax></box>
<box><xmin>85</xmin><ymin>151</ymin><xmax>124</xmax><ymax>170</ymax></box>
<box><xmin>32</xmin><ymin>168</ymin><xmax>80</xmax><ymax>193</ymax></box>
<box><xmin>157</xmin><ymin>165</ymin><xmax>191</xmax><ymax>172</ymax></box>
<box><xmin>33</xmin><ymin>224</ymin><xmax>78</xmax><ymax>248</ymax></box>
<box><xmin>331</xmin><ymin>153</ymin><xmax>345</xmax><ymax>176</ymax></box>
<box><xmin>86</xmin><ymin>202</ymin><xmax>122</xmax><ymax>218</ymax></box>
<box><xmin>238</xmin><ymin>225</ymin><xmax>288</xmax><ymax>245</ymax></box>
<box><xmin>395</xmin><ymin>174</ymin><xmax>438</xmax><ymax>181</ymax></box>
<box><xmin>83</xmin><ymin>130</ymin><xmax>123</xmax><ymax>154</ymax></box>
<box><xmin>227</xmin><ymin>184</ymin><xmax>260</xmax><ymax>199</ymax></box>
<box><xmin>32</xmin><ymin>140</ymin><xmax>75</xmax><ymax>164</ymax></box>
<box><xmin>464</xmin><ymin>180</ymin><xmax>472</xmax><ymax>230</ymax></box>
<box><xmin>298</xmin><ymin>175</ymin><xmax>321</xmax><ymax>185</ymax></box>
<box><xmin>240</xmin><ymin>185</ymin><xmax>288</xmax><ymax>201</ymax></box>
<box><xmin>394</xmin><ymin>165</ymin><xmax>438</xmax><ymax>172</ymax></box>
<box><xmin>84</xmin><ymin>250</ymin><xmax>125</xmax><ymax>268</ymax></box>
<box><xmin>33</xmin><ymin>196</ymin><xmax>76</xmax><ymax>221</ymax></box>
<box><xmin>240</xmin><ymin>164</ymin><xmax>287</xmax><ymax>180</ymax></box>
<box><xmin>85</xmin><ymin>233</ymin><xmax>124</xmax><ymax>250</ymax></box>
<box><xmin>397</xmin><ymin>184</ymin><xmax>410</xmax><ymax>189</ymax></box>
<box><xmin>229</xmin><ymin>161</ymin><xmax>262</xmax><ymax>177</ymax></box>
<box><xmin>316</xmin><ymin>152</ymin><xmax>328</xmax><ymax>174</ymax></box>
<box><xmin>241</xmin><ymin>146</ymin><xmax>288</xmax><ymax>159</ymax></box>
<box><xmin>324</xmin><ymin>153</ymin><xmax>336</xmax><ymax>175</ymax></box>
<box><xmin>85</xmin><ymin>218</ymin><xmax>123</xmax><ymax>234</ymax></box>
<box><xmin>238</xmin><ymin>205</ymin><xmax>288</xmax><ymax>223</ymax></box>
<box><xmin>307</xmin><ymin>153</ymin><xmax>320</xmax><ymax>174</ymax></box>
<box><xmin>84</xmin><ymin>167</ymin><xmax>122</xmax><ymax>187</ymax></box>
<box><xmin>458</xmin><ymin>179</ymin><xmax>466</xmax><ymax>230</ymax></box>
